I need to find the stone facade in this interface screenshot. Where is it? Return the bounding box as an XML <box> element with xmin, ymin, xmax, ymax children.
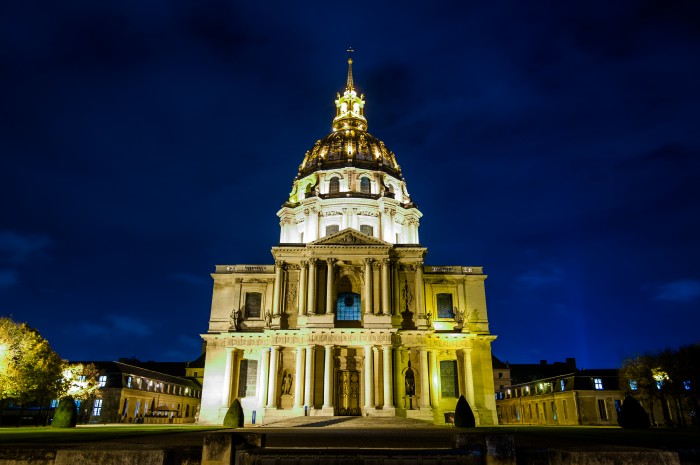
<box><xmin>198</xmin><ymin>58</ymin><xmax>498</xmax><ymax>426</ymax></box>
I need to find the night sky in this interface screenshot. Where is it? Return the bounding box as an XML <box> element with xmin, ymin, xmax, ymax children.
<box><xmin>2</xmin><ymin>1</ymin><xmax>699</xmax><ymax>369</ymax></box>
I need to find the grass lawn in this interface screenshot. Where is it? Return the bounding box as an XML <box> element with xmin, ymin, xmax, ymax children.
<box><xmin>0</xmin><ymin>425</ymin><xmax>226</xmax><ymax>445</ymax></box>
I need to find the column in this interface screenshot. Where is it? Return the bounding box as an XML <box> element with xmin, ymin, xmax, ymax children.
<box><xmin>414</xmin><ymin>261</ymin><xmax>425</xmax><ymax>315</ymax></box>
<box><xmin>363</xmin><ymin>345</ymin><xmax>374</xmax><ymax>410</ymax></box>
<box><xmin>392</xmin><ymin>262</ymin><xmax>400</xmax><ymax>316</ymax></box>
<box><xmin>272</xmin><ymin>260</ymin><xmax>285</xmax><ymax>316</ymax></box>
<box><xmin>298</xmin><ymin>261</ymin><xmax>308</xmax><ymax>316</ymax></box>
<box><xmin>266</xmin><ymin>346</ymin><xmax>279</xmax><ymax>408</ymax></box>
<box><xmin>322</xmin><ymin>345</ymin><xmax>334</xmax><ymax>409</ymax></box>
<box><xmin>428</xmin><ymin>350</ymin><xmax>439</xmax><ymax>407</ymax></box>
<box><xmin>258</xmin><ymin>348</ymin><xmax>270</xmax><ymax>408</ymax></box>
<box><xmin>222</xmin><ymin>348</ymin><xmax>233</xmax><ymax>406</ymax></box>
<box><xmin>325</xmin><ymin>258</ymin><xmax>337</xmax><ymax>314</ymax></box>
<box><xmin>294</xmin><ymin>346</ymin><xmax>305</xmax><ymax>408</ymax></box>
<box><xmin>463</xmin><ymin>348</ymin><xmax>475</xmax><ymax>408</ymax></box>
<box><xmin>381</xmin><ymin>259</ymin><xmax>391</xmax><ymax>315</ymax></box>
<box><xmin>364</xmin><ymin>258</ymin><xmax>373</xmax><ymax>314</ymax></box>
<box><xmin>307</xmin><ymin>258</ymin><xmax>317</xmax><ymax>315</ymax></box>
<box><xmin>382</xmin><ymin>346</ymin><xmax>394</xmax><ymax>408</ymax></box>
<box><xmin>232</xmin><ymin>350</ymin><xmax>242</xmax><ymax>402</ymax></box>
<box><xmin>304</xmin><ymin>345</ymin><xmax>314</xmax><ymax>408</ymax></box>
<box><xmin>419</xmin><ymin>348</ymin><xmax>430</xmax><ymax>408</ymax></box>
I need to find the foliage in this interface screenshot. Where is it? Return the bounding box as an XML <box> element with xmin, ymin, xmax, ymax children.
<box><xmin>620</xmin><ymin>343</ymin><xmax>700</xmax><ymax>427</ymax></box>
<box><xmin>222</xmin><ymin>399</ymin><xmax>244</xmax><ymax>428</ymax></box>
<box><xmin>59</xmin><ymin>363</ymin><xmax>101</xmax><ymax>401</ymax></box>
<box><xmin>618</xmin><ymin>393</ymin><xmax>650</xmax><ymax>429</ymax></box>
<box><xmin>0</xmin><ymin>317</ymin><xmax>64</xmax><ymax>404</ymax></box>
<box><xmin>51</xmin><ymin>397</ymin><xmax>78</xmax><ymax>428</ymax></box>
<box><xmin>454</xmin><ymin>395</ymin><xmax>475</xmax><ymax>428</ymax></box>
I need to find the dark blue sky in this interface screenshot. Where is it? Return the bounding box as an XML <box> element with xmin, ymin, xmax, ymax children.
<box><xmin>2</xmin><ymin>1</ymin><xmax>699</xmax><ymax>368</ymax></box>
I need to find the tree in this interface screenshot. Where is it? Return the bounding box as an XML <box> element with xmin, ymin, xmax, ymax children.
<box><xmin>0</xmin><ymin>317</ymin><xmax>63</xmax><ymax>405</ymax></box>
<box><xmin>454</xmin><ymin>395</ymin><xmax>476</xmax><ymax>428</ymax></box>
<box><xmin>51</xmin><ymin>397</ymin><xmax>78</xmax><ymax>428</ymax></box>
<box><xmin>223</xmin><ymin>399</ymin><xmax>244</xmax><ymax>428</ymax></box>
<box><xmin>59</xmin><ymin>363</ymin><xmax>101</xmax><ymax>401</ymax></box>
<box><xmin>619</xmin><ymin>355</ymin><xmax>658</xmax><ymax>425</ymax></box>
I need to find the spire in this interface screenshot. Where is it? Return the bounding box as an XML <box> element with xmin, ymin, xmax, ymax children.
<box><xmin>333</xmin><ymin>50</ymin><xmax>366</xmax><ymax>131</ymax></box>
<box><xmin>346</xmin><ymin>57</ymin><xmax>354</xmax><ymax>91</ymax></box>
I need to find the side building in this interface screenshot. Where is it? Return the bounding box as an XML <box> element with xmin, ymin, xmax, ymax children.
<box><xmin>495</xmin><ymin>358</ymin><xmax>623</xmax><ymax>426</ymax></box>
<box><xmin>198</xmin><ymin>58</ymin><xmax>499</xmax><ymax>426</ymax></box>
<box><xmin>78</xmin><ymin>361</ymin><xmax>202</xmax><ymax>424</ymax></box>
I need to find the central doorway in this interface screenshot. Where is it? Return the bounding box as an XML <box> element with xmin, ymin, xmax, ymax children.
<box><xmin>336</xmin><ymin>370</ymin><xmax>361</xmax><ymax>416</ymax></box>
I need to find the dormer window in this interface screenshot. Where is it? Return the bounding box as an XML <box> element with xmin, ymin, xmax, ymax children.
<box><xmin>329</xmin><ymin>177</ymin><xmax>340</xmax><ymax>194</ymax></box>
<box><xmin>360</xmin><ymin>177</ymin><xmax>370</xmax><ymax>194</ymax></box>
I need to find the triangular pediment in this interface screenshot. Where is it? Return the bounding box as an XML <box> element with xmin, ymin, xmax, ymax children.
<box><xmin>309</xmin><ymin>228</ymin><xmax>392</xmax><ymax>247</ymax></box>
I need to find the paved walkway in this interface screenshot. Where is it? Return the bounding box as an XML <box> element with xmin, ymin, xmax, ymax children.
<box><xmin>257</xmin><ymin>416</ymin><xmax>445</xmax><ymax>429</ymax></box>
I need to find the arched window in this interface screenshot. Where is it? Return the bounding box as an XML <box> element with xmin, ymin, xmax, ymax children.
<box><xmin>360</xmin><ymin>177</ymin><xmax>370</xmax><ymax>194</ymax></box>
<box><xmin>329</xmin><ymin>177</ymin><xmax>340</xmax><ymax>194</ymax></box>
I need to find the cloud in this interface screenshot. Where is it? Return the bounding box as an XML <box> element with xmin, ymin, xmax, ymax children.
<box><xmin>516</xmin><ymin>265</ymin><xmax>564</xmax><ymax>288</ymax></box>
<box><xmin>75</xmin><ymin>314</ymin><xmax>152</xmax><ymax>338</ymax></box>
<box><xmin>0</xmin><ymin>230</ymin><xmax>51</xmax><ymax>264</ymax></box>
<box><xmin>0</xmin><ymin>269</ymin><xmax>19</xmax><ymax>289</ymax></box>
<box><xmin>653</xmin><ymin>279</ymin><xmax>700</xmax><ymax>303</ymax></box>
<box><xmin>170</xmin><ymin>272</ymin><xmax>208</xmax><ymax>286</ymax></box>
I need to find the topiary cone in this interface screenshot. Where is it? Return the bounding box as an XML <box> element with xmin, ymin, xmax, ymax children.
<box><xmin>51</xmin><ymin>397</ymin><xmax>78</xmax><ymax>428</ymax></box>
<box><xmin>454</xmin><ymin>395</ymin><xmax>476</xmax><ymax>428</ymax></box>
<box><xmin>223</xmin><ymin>398</ymin><xmax>244</xmax><ymax>428</ymax></box>
<box><xmin>618</xmin><ymin>393</ymin><xmax>650</xmax><ymax>429</ymax></box>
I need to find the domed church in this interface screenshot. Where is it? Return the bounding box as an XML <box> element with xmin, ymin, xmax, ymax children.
<box><xmin>198</xmin><ymin>58</ymin><xmax>498</xmax><ymax>425</ymax></box>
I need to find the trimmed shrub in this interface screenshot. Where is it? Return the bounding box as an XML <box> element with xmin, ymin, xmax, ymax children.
<box><xmin>51</xmin><ymin>398</ymin><xmax>78</xmax><ymax>428</ymax></box>
<box><xmin>223</xmin><ymin>399</ymin><xmax>244</xmax><ymax>428</ymax></box>
<box><xmin>618</xmin><ymin>393</ymin><xmax>650</xmax><ymax>429</ymax></box>
<box><xmin>454</xmin><ymin>395</ymin><xmax>476</xmax><ymax>428</ymax></box>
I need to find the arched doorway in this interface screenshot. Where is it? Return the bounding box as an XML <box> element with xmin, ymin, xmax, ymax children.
<box><xmin>335</xmin><ymin>274</ymin><xmax>361</xmax><ymax>327</ymax></box>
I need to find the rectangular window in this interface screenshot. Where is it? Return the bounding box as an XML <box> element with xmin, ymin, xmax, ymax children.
<box><xmin>614</xmin><ymin>400</ymin><xmax>621</xmax><ymax>413</ymax></box>
<box><xmin>439</xmin><ymin>360</ymin><xmax>459</xmax><ymax>398</ymax></box>
<box><xmin>563</xmin><ymin>400</ymin><xmax>568</xmax><ymax>420</ymax></box>
<box><xmin>528</xmin><ymin>404</ymin><xmax>532</xmax><ymax>419</ymax></box>
<box><xmin>325</xmin><ymin>224</ymin><xmax>340</xmax><ymax>236</ymax></box>
<box><xmin>50</xmin><ymin>399</ymin><xmax>58</xmax><ymax>408</ymax></box>
<box><xmin>92</xmin><ymin>399</ymin><xmax>103</xmax><ymax>416</ymax></box>
<box><xmin>684</xmin><ymin>380</ymin><xmax>691</xmax><ymax>391</ymax></box>
<box><xmin>126</xmin><ymin>376</ymin><xmax>132</xmax><ymax>388</ymax></box>
<box><xmin>515</xmin><ymin>406</ymin><xmax>520</xmax><ymax>420</ymax></box>
<box><xmin>436</xmin><ymin>293</ymin><xmax>454</xmax><ymax>318</ymax></box>
<box><xmin>245</xmin><ymin>292</ymin><xmax>262</xmax><ymax>318</ymax></box>
<box><xmin>629</xmin><ymin>380</ymin><xmax>638</xmax><ymax>390</ymax></box>
<box><xmin>542</xmin><ymin>402</ymin><xmax>547</xmax><ymax>420</ymax></box>
<box><xmin>593</xmin><ymin>378</ymin><xmax>603</xmax><ymax>390</ymax></box>
<box><xmin>300</xmin><ymin>232</ymin><xmax>304</xmax><ymax>242</ymax></box>
<box><xmin>134</xmin><ymin>400</ymin><xmax>140</xmax><ymax>416</ymax></box>
<box><xmin>560</xmin><ymin>379</ymin><xmax>565</xmax><ymax>391</ymax></box>
<box><xmin>238</xmin><ymin>359</ymin><xmax>259</xmax><ymax>398</ymax></box>
<box><xmin>360</xmin><ymin>225</ymin><xmax>374</xmax><ymax>236</ymax></box>
<box><xmin>551</xmin><ymin>402</ymin><xmax>557</xmax><ymax>421</ymax></box>
<box><xmin>98</xmin><ymin>375</ymin><xmax>107</xmax><ymax>387</ymax></box>
<box><xmin>598</xmin><ymin>399</ymin><xmax>608</xmax><ymax>420</ymax></box>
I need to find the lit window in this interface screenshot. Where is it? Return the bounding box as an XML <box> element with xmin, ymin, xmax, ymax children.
<box><xmin>551</xmin><ymin>402</ymin><xmax>557</xmax><ymax>421</ymax></box>
<box><xmin>560</xmin><ymin>380</ymin><xmax>565</xmax><ymax>391</ymax></box>
<box><xmin>126</xmin><ymin>376</ymin><xmax>132</xmax><ymax>388</ymax></box>
<box><xmin>656</xmin><ymin>380</ymin><xmax>663</xmax><ymax>390</ymax></box>
<box><xmin>360</xmin><ymin>177</ymin><xmax>370</xmax><ymax>194</ymax></box>
<box><xmin>629</xmin><ymin>380</ymin><xmax>637</xmax><ymax>390</ymax></box>
<box><xmin>360</xmin><ymin>225</ymin><xmax>373</xmax><ymax>236</ymax></box>
<box><xmin>92</xmin><ymin>399</ymin><xmax>103</xmax><ymax>416</ymax></box>
<box><xmin>593</xmin><ymin>378</ymin><xmax>603</xmax><ymax>390</ymax></box>
<box><xmin>684</xmin><ymin>380</ymin><xmax>691</xmax><ymax>391</ymax></box>
<box><xmin>98</xmin><ymin>375</ymin><xmax>107</xmax><ymax>387</ymax></box>
<box><xmin>78</xmin><ymin>375</ymin><xmax>86</xmax><ymax>382</ymax></box>
<box><xmin>50</xmin><ymin>399</ymin><xmax>58</xmax><ymax>408</ymax></box>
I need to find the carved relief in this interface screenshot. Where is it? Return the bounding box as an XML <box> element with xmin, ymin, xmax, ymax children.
<box><xmin>286</xmin><ymin>283</ymin><xmax>298</xmax><ymax>309</ymax></box>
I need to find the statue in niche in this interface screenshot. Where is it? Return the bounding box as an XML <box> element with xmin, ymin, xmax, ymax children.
<box><xmin>229</xmin><ymin>309</ymin><xmax>241</xmax><ymax>331</ymax></box>
<box><xmin>281</xmin><ymin>371</ymin><xmax>293</xmax><ymax>395</ymax></box>
<box><xmin>405</xmin><ymin>362</ymin><xmax>416</xmax><ymax>396</ymax></box>
<box><xmin>425</xmin><ymin>311</ymin><xmax>432</xmax><ymax>326</ymax></box>
<box><xmin>470</xmin><ymin>308</ymin><xmax>480</xmax><ymax>322</ymax></box>
<box><xmin>264</xmin><ymin>311</ymin><xmax>272</xmax><ymax>329</ymax></box>
<box><xmin>454</xmin><ymin>308</ymin><xmax>466</xmax><ymax>328</ymax></box>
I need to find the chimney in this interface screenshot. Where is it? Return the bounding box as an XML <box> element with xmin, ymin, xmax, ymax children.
<box><xmin>566</xmin><ymin>358</ymin><xmax>577</xmax><ymax>370</ymax></box>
